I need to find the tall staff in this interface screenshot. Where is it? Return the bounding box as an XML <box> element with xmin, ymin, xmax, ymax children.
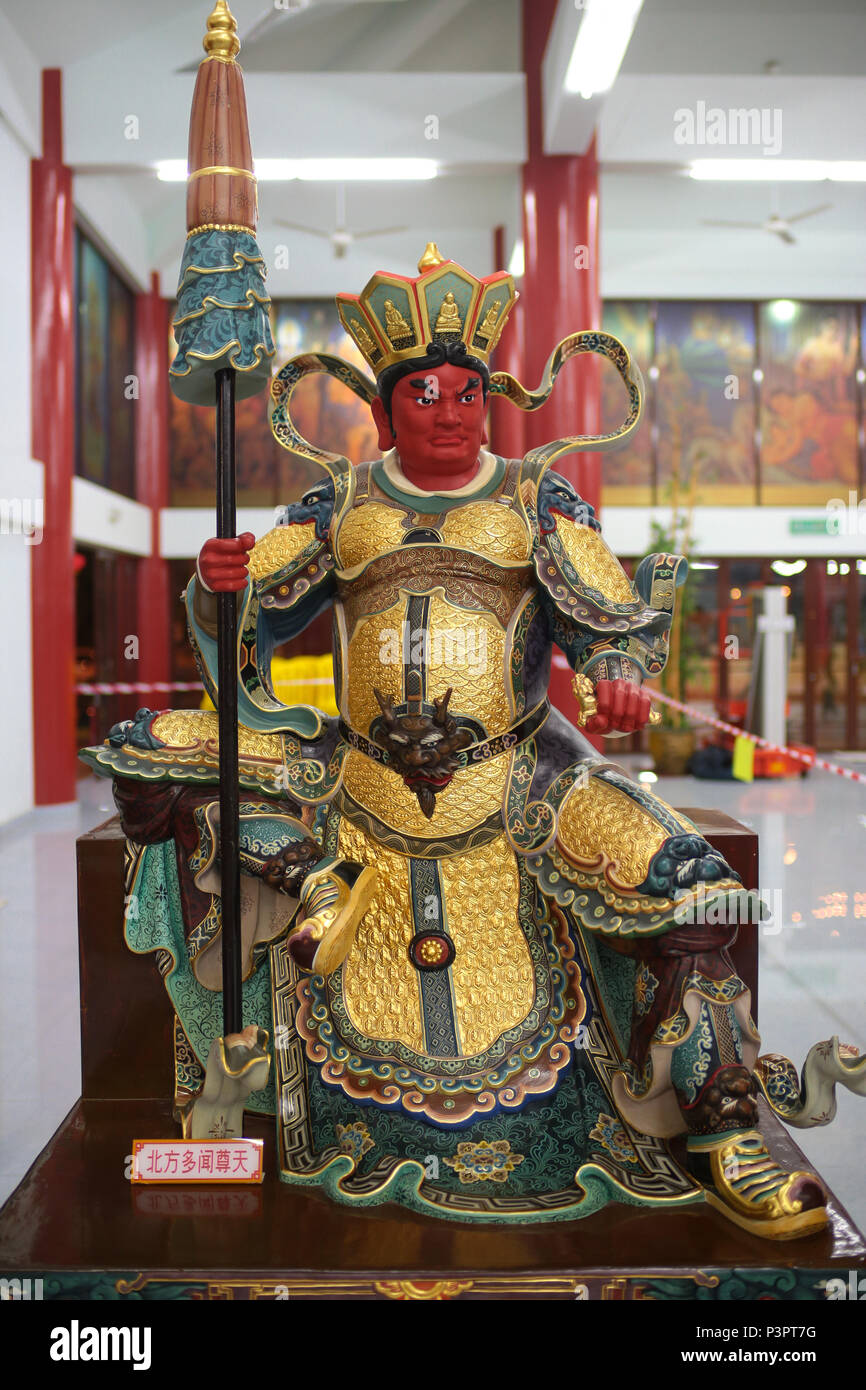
<box><xmin>169</xmin><ymin>2</ymin><xmax>275</xmax><ymax>1034</ymax></box>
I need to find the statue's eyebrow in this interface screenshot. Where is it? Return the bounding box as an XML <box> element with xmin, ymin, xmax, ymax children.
<box><xmin>407</xmin><ymin>374</ymin><xmax>480</xmax><ymax>392</ymax></box>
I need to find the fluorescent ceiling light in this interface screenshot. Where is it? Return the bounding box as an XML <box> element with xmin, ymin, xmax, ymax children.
<box><xmin>767</xmin><ymin>299</ymin><xmax>798</xmax><ymax>324</ymax></box>
<box><xmin>508</xmin><ymin>238</ymin><xmax>525</xmax><ymax>278</ymax></box>
<box><xmin>156</xmin><ymin>158</ymin><xmax>437</xmax><ymax>182</ymax></box>
<box><xmin>689</xmin><ymin>160</ymin><xmax>866</xmax><ymax>182</ymax></box>
<box><xmin>771</xmin><ymin>559</ymin><xmax>807</xmax><ymax>577</ymax></box>
<box><xmin>156</xmin><ymin>161</ymin><xmax>188</xmax><ymax>181</ymax></box>
<box><xmin>279</xmin><ymin>159</ymin><xmax>437</xmax><ymax>181</ymax></box>
<box><xmin>564</xmin><ymin>0</ymin><xmax>644</xmax><ymax>100</ymax></box>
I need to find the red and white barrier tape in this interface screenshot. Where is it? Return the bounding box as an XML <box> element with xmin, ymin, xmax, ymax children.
<box><xmin>76</xmin><ymin>678</ymin><xmax>334</xmax><ymax>695</ymax></box>
<box><xmin>651</xmin><ymin>690</ymin><xmax>866</xmax><ymax>786</ymax></box>
<box><xmin>77</xmin><ymin>681</ymin><xmax>201</xmax><ymax>695</ymax></box>
<box><xmin>74</xmin><ymin>679</ymin><xmax>866</xmax><ymax>786</ymax></box>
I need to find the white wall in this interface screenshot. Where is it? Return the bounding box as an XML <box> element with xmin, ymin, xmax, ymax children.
<box><xmin>0</xmin><ymin>115</ymin><xmax>37</xmax><ymax>823</ymax></box>
<box><xmin>74</xmin><ymin>174</ymin><xmax>150</xmax><ymax>292</ymax></box>
<box><xmin>73</xmin><ymin>477</ymin><xmax>151</xmax><ymax>555</ymax></box>
<box><xmin>603</xmin><ymin>506</ymin><xmax>866</xmax><ymax>559</ymax></box>
<box><xmin>0</xmin><ymin>11</ymin><xmax>39</xmax><ymax>154</ymax></box>
<box><xmin>0</xmin><ymin>26</ymin><xmax>154</xmax><ymax>823</ymax></box>
<box><xmin>160</xmin><ymin>508</ymin><xmax>284</xmax><ymax>560</ymax></box>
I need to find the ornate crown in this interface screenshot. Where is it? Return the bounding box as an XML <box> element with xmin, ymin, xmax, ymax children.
<box><xmin>336</xmin><ymin>242</ymin><xmax>518</xmax><ymax>378</ymax></box>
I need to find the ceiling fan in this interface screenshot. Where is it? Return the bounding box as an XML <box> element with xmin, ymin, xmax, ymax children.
<box><xmin>701</xmin><ymin>202</ymin><xmax>832</xmax><ymax>246</ymax></box>
<box><xmin>275</xmin><ymin>186</ymin><xmax>409</xmax><ymax>259</ymax></box>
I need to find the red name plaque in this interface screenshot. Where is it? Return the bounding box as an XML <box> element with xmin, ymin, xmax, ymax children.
<box><xmin>130</xmin><ymin>1138</ymin><xmax>264</xmax><ymax>1184</ymax></box>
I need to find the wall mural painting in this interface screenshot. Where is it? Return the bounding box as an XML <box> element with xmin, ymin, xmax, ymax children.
<box><xmin>169</xmin><ymin>299</ymin><xmax>378</xmax><ymax>510</ymax></box>
<box><xmin>75</xmin><ymin>230</ymin><xmax>137</xmax><ymax>498</ymax></box>
<box><xmin>166</xmin><ymin>295</ymin><xmax>863</xmax><ymax>513</ymax></box>
<box><xmin>273</xmin><ymin>302</ymin><xmax>379</xmax><ymax>471</ymax></box>
<box><xmin>601</xmin><ymin>300</ymin><xmax>654</xmax><ymax>503</ymax></box>
<box><xmin>655</xmin><ymin>301</ymin><xmax>757</xmax><ymax>506</ymax></box>
<box><xmin>107</xmin><ymin>274</ymin><xmax>136</xmax><ymax>499</ymax></box>
<box><xmin>76</xmin><ymin>234</ymin><xmax>110</xmax><ymax>489</ymax></box>
<box><xmin>759</xmin><ymin>301</ymin><xmax>859</xmax><ymax>503</ymax></box>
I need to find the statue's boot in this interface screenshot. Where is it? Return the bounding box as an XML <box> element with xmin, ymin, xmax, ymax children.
<box><xmin>685</xmin><ymin>1036</ymin><xmax>866</xmax><ymax>1237</ymax></box>
<box><xmin>246</xmin><ymin>834</ymin><xmax>377</xmax><ymax>975</ymax></box>
<box><xmin>286</xmin><ymin>857</ymin><xmax>377</xmax><ymax>975</ymax></box>
<box><xmin>183</xmin><ymin>1025</ymin><xmax>271</xmax><ymax>1140</ymax></box>
<box><xmin>686</xmin><ymin>1127</ymin><xmax>828</xmax><ymax>1241</ymax></box>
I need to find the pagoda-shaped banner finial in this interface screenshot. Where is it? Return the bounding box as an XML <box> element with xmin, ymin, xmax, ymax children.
<box><xmin>170</xmin><ymin>0</ymin><xmax>274</xmax><ymax>405</ymax></box>
<box><xmin>203</xmin><ymin>0</ymin><xmax>240</xmax><ymax>61</ymax></box>
<box><xmin>417</xmin><ymin>242</ymin><xmax>446</xmax><ymax>272</ymax></box>
<box><xmin>184</xmin><ymin>0</ymin><xmax>255</xmax><ymax>236</ymax></box>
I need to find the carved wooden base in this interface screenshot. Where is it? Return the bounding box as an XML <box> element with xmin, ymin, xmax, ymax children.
<box><xmin>0</xmin><ymin>810</ymin><xmax>858</xmax><ymax>1302</ymax></box>
<box><xmin>0</xmin><ymin>1097</ymin><xmax>862</xmax><ymax>1301</ymax></box>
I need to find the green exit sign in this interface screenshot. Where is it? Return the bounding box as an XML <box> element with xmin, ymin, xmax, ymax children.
<box><xmin>789</xmin><ymin>518</ymin><xmax>832</xmax><ymax>535</ymax></box>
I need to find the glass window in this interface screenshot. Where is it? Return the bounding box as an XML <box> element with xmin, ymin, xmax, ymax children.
<box><xmin>718</xmin><ymin>561</ymin><xmax>766</xmax><ymax>725</ymax></box>
<box><xmin>781</xmin><ymin>566</ymin><xmax>808</xmax><ymax>747</ymax></box>
<box><xmin>681</xmin><ymin>562</ymin><xmax>720</xmax><ymax>708</ymax></box>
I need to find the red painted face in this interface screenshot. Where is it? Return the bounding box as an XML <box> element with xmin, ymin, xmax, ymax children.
<box><xmin>371</xmin><ymin>362</ymin><xmax>488</xmax><ymax>491</ymax></box>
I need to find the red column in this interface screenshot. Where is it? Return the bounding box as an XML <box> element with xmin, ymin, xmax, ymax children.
<box><xmin>489</xmin><ymin>225</ymin><xmax>526</xmax><ymax>463</ymax></box>
<box><xmin>135</xmin><ymin>272</ymin><xmax>171</xmax><ymax>693</ymax></box>
<box><xmin>522</xmin><ymin>0</ymin><xmax>603</xmax><ymax>733</ymax></box>
<box><xmin>521</xmin><ymin>0</ymin><xmax>600</xmax><ymax>508</ymax></box>
<box><xmin>31</xmin><ymin>69</ymin><xmax>77</xmax><ymax>803</ymax></box>
<box><xmin>521</xmin><ymin>1</ymin><xmax>602</xmax><ymax>729</ymax></box>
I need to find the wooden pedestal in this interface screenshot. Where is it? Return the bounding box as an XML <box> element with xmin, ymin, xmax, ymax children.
<box><xmin>0</xmin><ymin>812</ymin><xmax>862</xmax><ymax>1302</ymax></box>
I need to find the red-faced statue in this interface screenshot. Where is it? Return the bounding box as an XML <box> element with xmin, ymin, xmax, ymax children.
<box><xmin>370</xmin><ymin>360</ymin><xmax>489</xmax><ymax>493</ymax></box>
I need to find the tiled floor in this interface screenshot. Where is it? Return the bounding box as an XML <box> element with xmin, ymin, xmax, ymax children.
<box><xmin>0</xmin><ymin>778</ymin><xmax>109</xmax><ymax>1211</ymax></box>
<box><xmin>0</xmin><ymin>766</ymin><xmax>864</xmax><ymax>1232</ymax></box>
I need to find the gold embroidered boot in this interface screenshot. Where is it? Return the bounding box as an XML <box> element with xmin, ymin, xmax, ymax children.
<box><xmin>687</xmin><ymin>1129</ymin><xmax>828</xmax><ymax>1240</ymax></box>
<box><xmin>287</xmin><ymin>857</ymin><xmax>377</xmax><ymax>975</ymax></box>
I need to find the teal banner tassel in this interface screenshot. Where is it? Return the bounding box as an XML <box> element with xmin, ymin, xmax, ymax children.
<box><xmin>169</xmin><ymin>228</ymin><xmax>276</xmax><ymax>405</ymax></box>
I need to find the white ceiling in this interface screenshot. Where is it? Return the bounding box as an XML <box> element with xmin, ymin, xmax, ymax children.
<box><xmin>1</xmin><ymin>0</ymin><xmax>864</xmax><ymax>301</ymax></box>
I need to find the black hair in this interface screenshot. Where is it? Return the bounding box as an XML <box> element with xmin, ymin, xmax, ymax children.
<box><xmin>376</xmin><ymin>340</ymin><xmax>490</xmax><ymax>424</ymax></box>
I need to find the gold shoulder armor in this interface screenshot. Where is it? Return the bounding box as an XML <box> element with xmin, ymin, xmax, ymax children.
<box><xmin>248</xmin><ymin>520</ymin><xmax>321</xmax><ymax>583</ymax></box>
<box><xmin>553</xmin><ymin>516</ymin><xmax>634</xmax><ymax>604</ymax></box>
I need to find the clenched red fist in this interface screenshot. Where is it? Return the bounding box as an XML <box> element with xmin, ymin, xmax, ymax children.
<box><xmin>197</xmin><ymin>532</ymin><xmax>255</xmax><ymax>593</ymax></box>
<box><xmin>584</xmin><ymin>678</ymin><xmax>653</xmax><ymax>735</ymax></box>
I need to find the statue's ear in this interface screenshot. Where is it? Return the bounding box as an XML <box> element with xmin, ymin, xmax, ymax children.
<box><xmin>371</xmin><ymin>395</ymin><xmax>395</xmax><ymax>451</ymax></box>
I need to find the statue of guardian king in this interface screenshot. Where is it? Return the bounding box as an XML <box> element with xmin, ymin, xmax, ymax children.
<box><xmin>83</xmin><ymin>243</ymin><xmax>865</xmax><ymax>1236</ymax></box>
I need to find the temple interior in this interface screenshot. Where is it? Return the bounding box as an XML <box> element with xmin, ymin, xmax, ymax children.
<box><xmin>0</xmin><ymin>0</ymin><xmax>864</xmax><ymax>1298</ymax></box>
